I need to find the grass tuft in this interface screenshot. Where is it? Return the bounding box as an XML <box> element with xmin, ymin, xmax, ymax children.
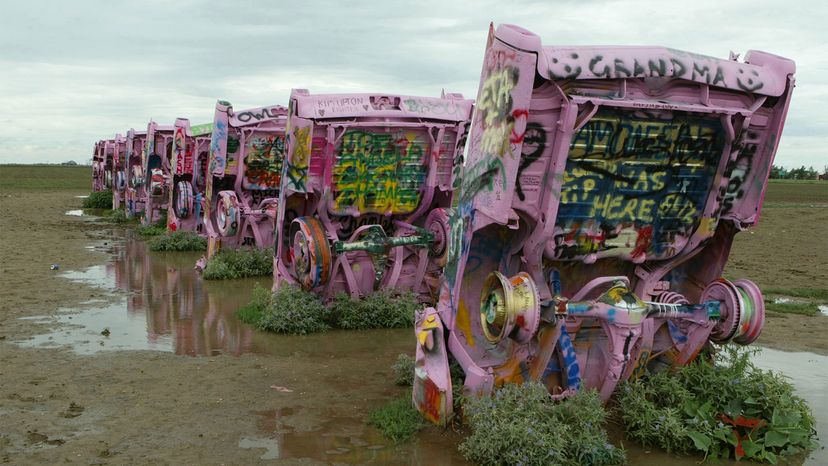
<box><xmin>203</xmin><ymin>248</ymin><xmax>273</xmax><ymax>280</ymax></box>
<box><xmin>460</xmin><ymin>384</ymin><xmax>626</xmax><ymax>466</ymax></box>
<box><xmin>238</xmin><ymin>286</ymin><xmax>421</xmax><ymax>335</ymax></box>
<box><xmin>392</xmin><ymin>354</ymin><xmax>415</xmax><ymax>386</ymax></box>
<box><xmin>765</xmin><ymin>301</ymin><xmax>820</xmax><ymax>317</ymax></box>
<box><xmin>148</xmin><ymin>231</ymin><xmax>207</xmax><ymax>252</ymax></box>
<box><xmin>136</xmin><ymin>221</ymin><xmax>167</xmax><ymax>237</ymax></box>
<box><xmin>618</xmin><ymin>346</ymin><xmax>817</xmax><ymax>463</ymax></box>
<box><xmin>83</xmin><ymin>191</ymin><xmax>113</xmax><ymax>209</ymax></box>
<box><xmin>764</xmin><ymin>287</ymin><xmax>828</xmax><ymax>301</ymax></box>
<box><xmin>105</xmin><ymin>209</ymin><xmax>133</xmax><ymax>224</ymax></box>
<box><xmin>237</xmin><ymin>284</ymin><xmax>330</xmax><ymax>335</ymax></box>
<box><xmin>368</xmin><ymin>396</ymin><xmax>426</xmax><ymax>442</ymax></box>
<box><xmin>330</xmin><ymin>290</ymin><xmax>420</xmax><ymax>330</ymax></box>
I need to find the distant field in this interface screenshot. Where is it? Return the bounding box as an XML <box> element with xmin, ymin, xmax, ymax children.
<box><xmin>764</xmin><ymin>179</ymin><xmax>828</xmax><ymax>205</ymax></box>
<box><xmin>0</xmin><ymin>165</ymin><xmax>90</xmax><ymax>191</ymax></box>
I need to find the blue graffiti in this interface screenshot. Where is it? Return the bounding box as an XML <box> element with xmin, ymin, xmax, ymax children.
<box><xmin>559</xmin><ymin>327</ymin><xmax>581</xmax><ymax>390</ymax></box>
<box><xmin>542</xmin><ymin>358</ymin><xmax>561</xmax><ymax>379</ymax></box>
<box><xmin>667</xmin><ymin>320</ymin><xmax>688</xmax><ymax>344</ymax></box>
<box><xmin>210</xmin><ymin>120</ymin><xmax>228</xmax><ymax>172</ymax></box>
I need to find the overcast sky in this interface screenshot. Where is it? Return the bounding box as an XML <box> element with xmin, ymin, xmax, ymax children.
<box><xmin>1</xmin><ymin>0</ymin><xmax>825</xmax><ymax>168</ymax></box>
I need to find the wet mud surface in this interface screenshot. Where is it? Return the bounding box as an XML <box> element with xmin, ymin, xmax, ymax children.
<box><xmin>1</xmin><ymin>170</ymin><xmax>826</xmax><ymax>464</ymax></box>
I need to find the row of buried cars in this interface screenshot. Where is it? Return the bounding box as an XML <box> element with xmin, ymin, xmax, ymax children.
<box><xmin>90</xmin><ymin>24</ymin><xmax>796</xmax><ymax>424</ymax></box>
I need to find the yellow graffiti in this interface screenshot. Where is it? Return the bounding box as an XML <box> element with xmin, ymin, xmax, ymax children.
<box><xmin>479</xmin><ymin>68</ymin><xmax>517</xmax><ymax>127</ymax></box>
<box><xmin>293</xmin><ymin>126</ymin><xmax>311</xmax><ymax>168</ymax></box>
<box><xmin>697</xmin><ymin>217</ymin><xmax>718</xmax><ymax>237</ymax></box>
<box><xmin>331</xmin><ymin>130</ymin><xmax>426</xmax><ymax>215</ymax></box>
<box><xmin>477</xmin><ymin>66</ymin><xmax>518</xmax><ymax>158</ymax></box>
<box><xmin>455</xmin><ymin>298</ymin><xmax>475</xmax><ymax>347</ymax></box>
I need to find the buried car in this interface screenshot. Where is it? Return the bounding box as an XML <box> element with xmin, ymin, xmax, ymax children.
<box><xmin>91</xmin><ymin>139</ymin><xmax>108</xmax><ymax>192</ymax></box>
<box><xmin>198</xmin><ymin>101</ymin><xmax>289</xmax><ymax>268</ymax></box>
<box><xmin>141</xmin><ymin>120</ymin><xmax>176</xmax><ymax>226</ymax></box>
<box><xmin>111</xmin><ymin>134</ymin><xmax>127</xmax><ymax>210</ymax></box>
<box><xmin>273</xmin><ymin>89</ymin><xmax>474</xmax><ymax>302</ymax></box>
<box><xmin>413</xmin><ymin>24</ymin><xmax>796</xmax><ymax>424</ymax></box>
<box><xmin>124</xmin><ymin>128</ymin><xmax>148</xmax><ymax>218</ymax></box>
<box><xmin>166</xmin><ymin>118</ymin><xmax>212</xmax><ymax>233</ymax></box>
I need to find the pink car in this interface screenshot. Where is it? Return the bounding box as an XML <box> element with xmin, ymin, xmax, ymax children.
<box><xmin>273</xmin><ymin>89</ymin><xmax>473</xmax><ymax>302</ymax></box>
<box><xmin>111</xmin><ymin>134</ymin><xmax>127</xmax><ymax>210</ymax></box>
<box><xmin>141</xmin><ymin>121</ymin><xmax>176</xmax><ymax>226</ymax></box>
<box><xmin>199</xmin><ymin>100</ymin><xmax>288</xmax><ymax>267</ymax></box>
<box><xmin>414</xmin><ymin>24</ymin><xmax>796</xmax><ymax>424</ymax></box>
<box><xmin>124</xmin><ymin>128</ymin><xmax>148</xmax><ymax>218</ymax></box>
<box><xmin>166</xmin><ymin>118</ymin><xmax>212</xmax><ymax>233</ymax></box>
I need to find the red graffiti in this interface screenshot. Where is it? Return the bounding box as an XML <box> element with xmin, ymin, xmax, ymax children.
<box><xmin>509</xmin><ymin>109</ymin><xmax>530</xmax><ymax>143</ymax></box>
<box><xmin>421</xmin><ymin>377</ymin><xmax>443</xmax><ymax>423</ymax></box>
<box><xmin>631</xmin><ymin>225</ymin><xmax>653</xmax><ymax>258</ymax></box>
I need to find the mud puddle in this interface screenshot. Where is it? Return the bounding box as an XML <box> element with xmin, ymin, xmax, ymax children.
<box><xmin>752</xmin><ymin>348</ymin><xmax>827</xmax><ymax>465</ymax></box>
<box><xmin>18</xmin><ymin>232</ymin><xmax>269</xmax><ymax>356</ymax></box>
<box><xmin>244</xmin><ymin>407</ymin><xmax>468</xmax><ymax>463</ymax></box>
<box><xmin>12</xmin><ymin>232</ymin><xmax>825</xmax><ymax>464</ymax></box>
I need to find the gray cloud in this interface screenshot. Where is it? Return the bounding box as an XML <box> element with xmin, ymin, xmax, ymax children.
<box><xmin>1</xmin><ymin>0</ymin><xmax>825</xmax><ymax>168</ymax></box>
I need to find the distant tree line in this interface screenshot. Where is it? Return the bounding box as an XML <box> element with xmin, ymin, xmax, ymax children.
<box><xmin>769</xmin><ymin>164</ymin><xmax>828</xmax><ymax>180</ymax></box>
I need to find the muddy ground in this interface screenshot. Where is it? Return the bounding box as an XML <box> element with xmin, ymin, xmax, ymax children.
<box><xmin>0</xmin><ymin>167</ymin><xmax>826</xmax><ymax>465</ymax></box>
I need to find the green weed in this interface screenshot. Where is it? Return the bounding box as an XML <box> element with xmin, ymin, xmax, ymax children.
<box><xmin>203</xmin><ymin>248</ymin><xmax>273</xmax><ymax>280</ymax></box>
<box><xmin>368</xmin><ymin>396</ymin><xmax>426</xmax><ymax>442</ymax></box>
<box><xmin>136</xmin><ymin>221</ymin><xmax>167</xmax><ymax>237</ymax></box>
<box><xmin>763</xmin><ymin>288</ymin><xmax>828</xmax><ymax>301</ymax></box>
<box><xmin>765</xmin><ymin>301</ymin><xmax>820</xmax><ymax>317</ymax></box>
<box><xmin>330</xmin><ymin>290</ymin><xmax>420</xmax><ymax>330</ymax></box>
<box><xmin>392</xmin><ymin>354</ymin><xmax>415</xmax><ymax>386</ymax></box>
<box><xmin>618</xmin><ymin>346</ymin><xmax>817</xmax><ymax>463</ymax></box>
<box><xmin>460</xmin><ymin>384</ymin><xmax>626</xmax><ymax>466</ymax></box>
<box><xmin>105</xmin><ymin>209</ymin><xmax>133</xmax><ymax>224</ymax></box>
<box><xmin>82</xmin><ymin>190</ymin><xmax>113</xmax><ymax>209</ymax></box>
<box><xmin>237</xmin><ymin>284</ymin><xmax>330</xmax><ymax>335</ymax></box>
<box><xmin>238</xmin><ymin>286</ymin><xmax>420</xmax><ymax>335</ymax></box>
<box><xmin>148</xmin><ymin>231</ymin><xmax>207</xmax><ymax>252</ymax></box>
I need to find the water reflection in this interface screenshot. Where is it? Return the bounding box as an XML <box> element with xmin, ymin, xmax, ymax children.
<box><xmin>752</xmin><ymin>348</ymin><xmax>828</xmax><ymax>466</ymax></box>
<box><xmin>248</xmin><ymin>407</ymin><xmax>470</xmax><ymax>465</ymax></box>
<box><xmin>15</xmin><ymin>232</ymin><xmax>823</xmax><ymax>465</ymax></box>
<box><xmin>23</xmin><ymin>232</ymin><xmax>267</xmax><ymax>356</ymax></box>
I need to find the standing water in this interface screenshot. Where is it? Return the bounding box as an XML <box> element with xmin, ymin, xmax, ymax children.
<box><xmin>15</xmin><ymin>231</ymin><xmax>824</xmax><ymax>464</ymax></box>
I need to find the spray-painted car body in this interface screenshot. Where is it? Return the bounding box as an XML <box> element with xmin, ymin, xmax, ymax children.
<box><xmin>125</xmin><ymin>129</ymin><xmax>148</xmax><ymax>218</ymax></box>
<box><xmin>141</xmin><ymin>121</ymin><xmax>176</xmax><ymax>225</ymax></box>
<box><xmin>111</xmin><ymin>134</ymin><xmax>127</xmax><ymax>209</ymax></box>
<box><xmin>91</xmin><ymin>140</ymin><xmax>107</xmax><ymax>192</ymax></box>
<box><xmin>273</xmin><ymin>89</ymin><xmax>474</xmax><ymax>302</ymax></box>
<box><xmin>199</xmin><ymin>101</ymin><xmax>288</xmax><ymax>266</ymax></box>
<box><xmin>166</xmin><ymin>119</ymin><xmax>212</xmax><ymax>233</ymax></box>
<box><xmin>414</xmin><ymin>24</ymin><xmax>796</xmax><ymax>424</ymax></box>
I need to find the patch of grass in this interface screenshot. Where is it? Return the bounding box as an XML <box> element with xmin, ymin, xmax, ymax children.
<box><xmin>764</xmin><ymin>288</ymin><xmax>828</xmax><ymax>301</ymax></box>
<box><xmin>203</xmin><ymin>248</ymin><xmax>273</xmax><ymax>280</ymax></box>
<box><xmin>330</xmin><ymin>290</ymin><xmax>420</xmax><ymax>330</ymax></box>
<box><xmin>618</xmin><ymin>346</ymin><xmax>817</xmax><ymax>463</ymax></box>
<box><xmin>237</xmin><ymin>284</ymin><xmax>330</xmax><ymax>335</ymax></box>
<box><xmin>136</xmin><ymin>221</ymin><xmax>167</xmax><ymax>237</ymax></box>
<box><xmin>368</xmin><ymin>396</ymin><xmax>426</xmax><ymax>442</ymax></box>
<box><xmin>148</xmin><ymin>231</ymin><xmax>207</xmax><ymax>252</ymax></box>
<box><xmin>106</xmin><ymin>209</ymin><xmax>131</xmax><ymax>224</ymax></box>
<box><xmin>239</xmin><ymin>287</ymin><xmax>420</xmax><ymax>335</ymax></box>
<box><xmin>392</xmin><ymin>354</ymin><xmax>415</xmax><ymax>386</ymax></box>
<box><xmin>460</xmin><ymin>384</ymin><xmax>626</xmax><ymax>466</ymax></box>
<box><xmin>82</xmin><ymin>190</ymin><xmax>113</xmax><ymax>209</ymax></box>
<box><xmin>765</xmin><ymin>301</ymin><xmax>820</xmax><ymax>317</ymax></box>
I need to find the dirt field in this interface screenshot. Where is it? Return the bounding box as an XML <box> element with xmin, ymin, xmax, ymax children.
<box><xmin>0</xmin><ymin>166</ymin><xmax>826</xmax><ymax>464</ymax></box>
